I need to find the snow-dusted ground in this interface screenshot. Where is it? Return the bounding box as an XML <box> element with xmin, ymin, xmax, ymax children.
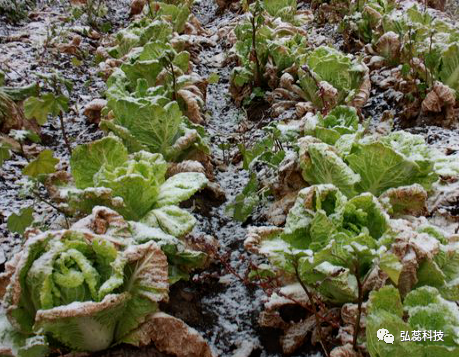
<box><xmin>1</xmin><ymin>1</ymin><xmax>458</xmax><ymax>356</ymax></box>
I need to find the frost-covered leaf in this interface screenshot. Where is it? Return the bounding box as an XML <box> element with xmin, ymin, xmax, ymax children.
<box><xmin>108</xmin><ymin>97</ymin><xmax>186</xmax><ymax>160</ymax></box>
<box><xmin>2</xmin><ymin>226</ymin><xmax>169</xmax><ymax>353</ymax></box>
<box><xmin>99</xmin><ymin>119</ymin><xmax>148</xmax><ymax>153</ymax></box>
<box><xmin>379</xmin><ymin>184</ymin><xmax>427</xmax><ymax>217</ymax></box>
<box><xmin>304</xmin><ymin>106</ymin><xmax>360</xmax><ymax>145</ymax></box>
<box><xmin>282</xmin><ymin>184</ymin><xmax>346</xmax><ymax>249</ymax></box>
<box><xmin>311</xmin><ymin>263</ymin><xmax>359</xmax><ymax>303</ymax></box>
<box><xmin>156</xmin><ymin>3</ymin><xmax>190</xmax><ymax>33</ymax></box>
<box><xmin>70</xmin><ymin>136</ymin><xmax>128</xmax><ymax>189</ymax></box>
<box><xmin>346</xmin><ymin>142</ymin><xmax>433</xmax><ymax>196</ymax></box>
<box><xmin>366</xmin><ymin>286</ymin><xmax>418</xmax><ymax>357</ymax></box>
<box><xmin>298</xmin><ymin>46</ymin><xmax>366</xmax><ymax>108</ymax></box>
<box><xmin>121</xmin><ymin>312</ymin><xmax>214</xmax><ymax>357</ymax></box>
<box><xmin>404</xmin><ymin>286</ymin><xmax>459</xmax><ymax>354</ymax></box>
<box><xmin>299</xmin><ymin>138</ymin><xmax>360</xmax><ymax>197</ymax></box>
<box><xmin>34</xmin><ymin>294</ymin><xmax>129</xmax><ymax>352</ymax></box>
<box><xmin>121</xmin><ymin>60</ymin><xmax>163</xmax><ymax>89</ymax></box>
<box><xmin>379</xmin><ymin>253</ymin><xmax>403</xmax><ymax>285</ymax></box>
<box><xmin>141</xmin><ymin>206</ymin><xmax>196</xmax><ymax>237</ymax></box>
<box><xmin>93</xmin><ymin>151</ymin><xmax>167</xmax><ymax>220</ymax></box>
<box><xmin>343</xmin><ymin>193</ymin><xmax>389</xmax><ymax>239</ymax></box>
<box><xmin>0</xmin><ymin>310</ymin><xmax>49</xmax><ymax>357</ymax></box>
<box><xmin>156</xmin><ymin>172</ymin><xmax>208</xmax><ymax>207</ymax></box>
<box><xmin>22</xmin><ymin>150</ymin><xmax>59</xmax><ymax>178</ymax></box>
<box><xmin>114</xmin><ymin>242</ymin><xmax>169</xmax><ymax>341</ymax></box>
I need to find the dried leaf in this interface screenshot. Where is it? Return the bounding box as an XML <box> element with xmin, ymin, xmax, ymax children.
<box><xmin>83</xmin><ymin>99</ymin><xmax>107</xmax><ymax>124</ymax></box>
<box><xmin>124</xmin><ymin>312</ymin><xmax>215</xmax><ymax>357</ymax></box>
<box><xmin>281</xmin><ymin>316</ymin><xmax>316</xmax><ymax>354</ymax></box>
<box><xmin>177</xmin><ymin>89</ymin><xmax>204</xmax><ymax>124</ymax></box>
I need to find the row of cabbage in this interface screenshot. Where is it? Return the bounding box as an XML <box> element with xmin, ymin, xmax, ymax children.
<box><xmin>342</xmin><ymin>0</ymin><xmax>459</xmax><ymax>123</ymax></box>
<box><xmin>227</xmin><ymin>1</ymin><xmax>459</xmax><ymax>356</ymax></box>
<box><xmin>229</xmin><ymin>0</ymin><xmax>370</xmax><ymax>111</ymax></box>
<box><xmin>0</xmin><ymin>2</ymin><xmax>215</xmax><ymax>357</ymax></box>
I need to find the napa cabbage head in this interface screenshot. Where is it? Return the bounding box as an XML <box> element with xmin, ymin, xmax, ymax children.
<box><xmin>298</xmin><ymin>46</ymin><xmax>366</xmax><ymax>108</ymax></box>
<box><xmin>105</xmin><ymin>69</ymin><xmax>209</xmax><ymax>162</ymax></box>
<box><xmin>298</xmin><ymin>130</ymin><xmax>438</xmax><ymax>199</ymax></box>
<box><xmin>245</xmin><ymin>184</ymin><xmax>393</xmax><ymax>304</ymax></box>
<box><xmin>67</xmin><ymin>136</ymin><xmax>208</xmax><ymax>221</ymax></box>
<box><xmin>0</xmin><ymin>227</ymin><xmax>169</xmax><ymax>353</ymax></box>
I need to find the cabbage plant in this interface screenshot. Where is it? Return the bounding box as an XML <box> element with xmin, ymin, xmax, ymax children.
<box><xmin>104</xmin><ymin>27</ymin><xmax>209</xmax><ymax>160</ymax></box>
<box><xmin>245</xmin><ymin>184</ymin><xmax>393</xmax><ymax>304</ymax></box>
<box><xmin>245</xmin><ymin>184</ymin><xmax>459</xmax><ymax>355</ymax></box>
<box><xmin>367</xmin><ymin>286</ymin><xmax>459</xmax><ymax>356</ymax></box>
<box><xmin>297</xmin><ymin>46</ymin><xmax>367</xmax><ymax>109</ymax></box>
<box><xmin>299</xmin><ymin>130</ymin><xmax>438</xmax><ymax>199</ymax></box>
<box><xmin>0</xmin><ymin>226</ymin><xmax>169</xmax><ymax>354</ymax></box>
<box><xmin>51</xmin><ymin>136</ymin><xmax>208</xmax><ymax>222</ymax></box>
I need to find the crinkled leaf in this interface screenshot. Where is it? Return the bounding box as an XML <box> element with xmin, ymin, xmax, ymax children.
<box><xmin>299</xmin><ymin>140</ymin><xmax>360</xmax><ymax>197</ymax></box>
<box><xmin>343</xmin><ymin>193</ymin><xmax>389</xmax><ymax>239</ymax></box>
<box><xmin>99</xmin><ymin>119</ymin><xmax>148</xmax><ymax>153</ymax></box>
<box><xmin>108</xmin><ymin>99</ymin><xmax>183</xmax><ymax>160</ymax></box>
<box><xmin>346</xmin><ymin>142</ymin><xmax>431</xmax><ymax>196</ymax></box>
<box><xmin>93</xmin><ymin>151</ymin><xmax>167</xmax><ymax>220</ymax></box>
<box><xmin>156</xmin><ymin>172</ymin><xmax>208</xmax><ymax>207</ymax></box>
<box><xmin>70</xmin><ymin>137</ymin><xmax>128</xmax><ymax>189</ymax></box>
<box><xmin>379</xmin><ymin>253</ymin><xmax>403</xmax><ymax>285</ymax></box>
<box><xmin>141</xmin><ymin>205</ymin><xmax>196</xmax><ymax>237</ymax></box>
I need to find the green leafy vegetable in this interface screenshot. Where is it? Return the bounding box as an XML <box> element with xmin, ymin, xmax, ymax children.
<box><xmin>298</xmin><ymin>46</ymin><xmax>366</xmax><ymax>108</ymax></box>
<box><xmin>0</xmin><ymin>224</ymin><xmax>169</xmax><ymax>353</ymax></box>
<box><xmin>298</xmin><ymin>131</ymin><xmax>438</xmax><ymax>198</ymax></box>
<box><xmin>24</xmin><ymin>94</ymin><xmax>69</xmax><ymax>126</ymax></box>
<box><xmin>64</xmin><ymin>137</ymin><xmax>208</xmax><ymax>221</ymax></box>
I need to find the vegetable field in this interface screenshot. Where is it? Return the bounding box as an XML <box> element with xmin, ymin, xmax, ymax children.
<box><xmin>0</xmin><ymin>0</ymin><xmax>459</xmax><ymax>356</ymax></box>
